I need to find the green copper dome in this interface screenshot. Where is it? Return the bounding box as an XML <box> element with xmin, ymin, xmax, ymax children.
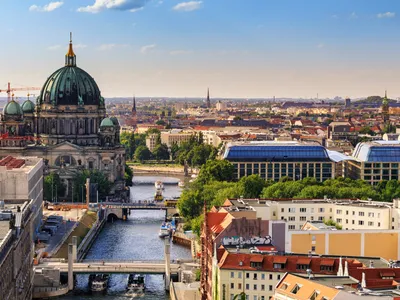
<box><xmin>4</xmin><ymin>100</ymin><xmax>23</xmax><ymax>116</ymax></box>
<box><xmin>100</xmin><ymin>118</ymin><xmax>115</xmax><ymax>127</ymax></box>
<box><xmin>38</xmin><ymin>39</ymin><xmax>102</xmax><ymax>106</ymax></box>
<box><xmin>110</xmin><ymin>116</ymin><xmax>120</xmax><ymax>126</ymax></box>
<box><xmin>22</xmin><ymin>100</ymin><xmax>35</xmax><ymax>113</ymax></box>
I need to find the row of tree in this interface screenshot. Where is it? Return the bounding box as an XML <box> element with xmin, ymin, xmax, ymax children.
<box><xmin>178</xmin><ymin>160</ymin><xmax>400</xmax><ymax>236</ymax></box>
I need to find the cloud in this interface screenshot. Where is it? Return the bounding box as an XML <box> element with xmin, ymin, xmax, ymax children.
<box><xmin>97</xmin><ymin>44</ymin><xmax>128</xmax><ymax>51</ymax></box>
<box><xmin>317</xmin><ymin>43</ymin><xmax>324</xmax><ymax>49</ymax></box>
<box><xmin>77</xmin><ymin>0</ymin><xmax>149</xmax><ymax>13</ymax></box>
<box><xmin>173</xmin><ymin>1</ymin><xmax>202</xmax><ymax>12</ymax></box>
<box><xmin>74</xmin><ymin>44</ymin><xmax>88</xmax><ymax>49</ymax></box>
<box><xmin>377</xmin><ymin>12</ymin><xmax>395</xmax><ymax>18</ymax></box>
<box><xmin>141</xmin><ymin>44</ymin><xmax>156</xmax><ymax>54</ymax></box>
<box><xmin>169</xmin><ymin>50</ymin><xmax>193</xmax><ymax>55</ymax></box>
<box><xmin>29</xmin><ymin>1</ymin><xmax>63</xmax><ymax>12</ymax></box>
<box><xmin>350</xmin><ymin>12</ymin><xmax>358</xmax><ymax>19</ymax></box>
<box><xmin>47</xmin><ymin>45</ymin><xmax>61</xmax><ymax>50</ymax></box>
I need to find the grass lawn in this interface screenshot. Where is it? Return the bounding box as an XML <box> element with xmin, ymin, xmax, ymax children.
<box><xmin>53</xmin><ymin>211</ymin><xmax>97</xmax><ymax>259</ymax></box>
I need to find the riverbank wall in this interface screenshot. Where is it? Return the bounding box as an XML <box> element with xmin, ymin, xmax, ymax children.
<box><xmin>77</xmin><ymin>216</ymin><xmax>106</xmax><ymax>261</ymax></box>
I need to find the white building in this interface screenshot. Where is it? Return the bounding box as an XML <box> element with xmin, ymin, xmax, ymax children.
<box><xmin>216</xmin><ymin>100</ymin><xmax>227</xmax><ymax>111</ymax></box>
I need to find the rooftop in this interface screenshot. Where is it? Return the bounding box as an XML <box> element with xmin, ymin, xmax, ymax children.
<box><xmin>0</xmin><ymin>156</ymin><xmax>42</xmax><ymax>173</ymax></box>
<box><xmin>352</xmin><ymin>140</ymin><xmax>400</xmax><ymax>162</ymax></box>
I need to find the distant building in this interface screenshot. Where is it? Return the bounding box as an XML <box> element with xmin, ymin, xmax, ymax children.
<box><xmin>327</xmin><ymin>121</ymin><xmax>357</xmax><ymax>141</ymax></box>
<box><xmin>161</xmin><ymin>131</ymin><xmax>193</xmax><ymax>147</ymax></box>
<box><xmin>345</xmin><ymin>97</ymin><xmax>351</xmax><ymax>108</ymax></box>
<box><xmin>146</xmin><ymin>134</ymin><xmax>158</xmax><ymax>152</ymax></box>
<box><xmin>206</xmin><ymin>88</ymin><xmax>211</xmax><ymax>109</ymax></box>
<box><xmin>0</xmin><ymin>199</ymin><xmax>34</xmax><ymax>300</ymax></box>
<box><xmin>347</xmin><ymin>140</ymin><xmax>400</xmax><ymax>185</ymax></box>
<box><xmin>382</xmin><ymin>91</ymin><xmax>389</xmax><ymax>124</ymax></box>
<box><xmin>0</xmin><ymin>155</ymin><xmax>43</xmax><ymax>237</ymax></box>
<box><xmin>216</xmin><ymin>100</ymin><xmax>227</xmax><ymax>111</ymax></box>
<box><xmin>223</xmin><ymin>141</ymin><xmax>348</xmax><ymax>181</ymax></box>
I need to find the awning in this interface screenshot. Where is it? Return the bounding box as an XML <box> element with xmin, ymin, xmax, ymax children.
<box><xmin>320</xmin><ymin>259</ymin><xmax>335</xmax><ymax>266</ymax></box>
<box><xmin>273</xmin><ymin>257</ymin><xmax>287</xmax><ymax>264</ymax></box>
<box><xmin>297</xmin><ymin>258</ymin><xmax>311</xmax><ymax>265</ymax></box>
<box><xmin>250</xmin><ymin>255</ymin><xmax>264</xmax><ymax>263</ymax></box>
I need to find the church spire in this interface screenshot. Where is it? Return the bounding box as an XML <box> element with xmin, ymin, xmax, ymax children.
<box><xmin>65</xmin><ymin>32</ymin><xmax>76</xmax><ymax>67</ymax></box>
<box><xmin>132</xmin><ymin>95</ymin><xmax>136</xmax><ymax>113</ymax></box>
<box><xmin>206</xmin><ymin>88</ymin><xmax>210</xmax><ymax>109</ymax></box>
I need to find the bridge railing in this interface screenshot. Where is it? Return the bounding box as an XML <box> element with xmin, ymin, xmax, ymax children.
<box><xmin>81</xmin><ymin>259</ymin><xmax>196</xmax><ymax>264</ymax></box>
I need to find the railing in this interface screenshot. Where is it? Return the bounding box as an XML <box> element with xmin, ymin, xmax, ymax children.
<box><xmin>82</xmin><ymin>259</ymin><xmax>167</xmax><ymax>264</ymax></box>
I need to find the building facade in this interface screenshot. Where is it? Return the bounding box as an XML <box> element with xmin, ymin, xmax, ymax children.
<box><xmin>0</xmin><ymin>200</ymin><xmax>34</xmax><ymax>300</ymax></box>
<box><xmin>161</xmin><ymin>131</ymin><xmax>193</xmax><ymax>147</ymax></box>
<box><xmin>0</xmin><ymin>37</ymin><xmax>126</xmax><ymax>200</ymax></box>
<box><xmin>223</xmin><ymin>142</ymin><xmax>345</xmax><ymax>181</ymax></box>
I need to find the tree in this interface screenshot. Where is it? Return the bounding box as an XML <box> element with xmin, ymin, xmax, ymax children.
<box><xmin>233</xmin><ymin>292</ymin><xmax>246</xmax><ymax>300</ymax></box>
<box><xmin>124</xmin><ymin>164</ymin><xmax>133</xmax><ymax>187</ymax></box>
<box><xmin>233</xmin><ymin>116</ymin><xmax>242</xmax><ymax>121</ymax></box>
<box><xmin>237</xmin><ymin>175</ymin><xmax>266</xmax><ymax>198</ymax></box>
<box><xmin>147</xmin><ymin>128</ymin><xmax>161</xmax><ymax>136</ymax></box>
<box><xmin>134</xmin><ymin>145</ymin><xmax>152</xmax><ymax>162</ymax></box>
<box><xmin>197</xmin><ymin>160</ymin><xmax>235</xmax><ymax>184</ymax></box>
<box><xmin>120</xmin><ymin>132</ymin><xmax>136</xmax><ymax>160</ymax></box>
<box><xmin>72</xmin><ymin>170</ymin><xmax>112</xmax><ymax>202</ymax></box>
<box><xmin>43</xmin><ymin>173</ymin><xmax>66</xmax><ymax>202</ymax></box>
<box><xmin>324</xmin><ymin>219</ymin><xmax>342</xmax><ymax>230</ymax></box>
<box><xmin>153</xmin><ymin>143</ymin><xmax>170</xmax><ymax>160</ymax></box>
<box><xmin>156</xmin><ymin>119</ymin><xmax>166</xmax><ymax>126</ymax></box>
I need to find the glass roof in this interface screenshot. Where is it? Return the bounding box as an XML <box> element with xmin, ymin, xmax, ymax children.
<box><xmin>352</xmin><ymin>141</ymin><xmax>400</xmax><ymax>162</ymax></box>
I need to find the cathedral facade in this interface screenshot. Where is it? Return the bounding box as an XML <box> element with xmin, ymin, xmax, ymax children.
<box><xmin>0</xmin><ymin>36</ymin><xmax>126</xmax><ymax>199</ymax></box>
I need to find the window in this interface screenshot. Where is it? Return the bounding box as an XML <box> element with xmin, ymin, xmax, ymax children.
<box><xmin>281</xmin><ymin>283</ymin><xmax>288</xmax><ymax>290</ymax></box>
<box><xmin>336</xmin><ymin>218</ymin><xmax>342</xmax><ymax>224</ymax></box>
<box><xmin>352</xmin><ymin>220</ymin><xmax>355</xmax><ymax>224</ymax></box>
<box><xmin>359</xmin><ymin>212</ymin><xmax>364</xmax><ymax>217</ymax></box>
<box><xmin>269</xmin><ymin>285</ymin><xmax>273</xmax><ymax>291</ymax></box>
<box><xmin>288</xmin><ymin>208</ymin><xmax>296</xmax><ymax>213</ymax></box>
<box><xmin>393</xmin><ymin>218</ymin><xmax>395</xmax><ymax>222</ymax></box>
<box><xmin>261</xmin><ymin>274</ymin><xmax>265</xmax><ymax>280</ymax></box>
<box><xmin>261</xmin><ymin>284</ymin><xmax>265</xmax><ymax>291</ymax></box>
<box><xmin>289</xmin><ymin>216</ymin><xmax>295</xmax><ymax>221</ymax></box>
<box><xmin>281</xmin><ymin>208</ymin><xmax>284</xmax><ymax>212</ymax></box>
<box><xmin>253</xmin><ymin>284</ymin><xmax>257</xmax><ymax>290</ymax></box>
<box><xmin>318</xmin><ymin>216</ymin><xmax>324</xmax><ymax>221</ymax></box>
<box><xmin>336</xmin><ymin>209</ymin><xmax>342</xmax><ymax>214</ymax></box>
<box><xmin>231</xmin><ymin>272</ymin><xmax>234</xmax><ymax>278</ymax></box>
<box><xmin>246</xmin><ymin>273</ymin><xmax>250</xmax><ymax>279</ymax></box>
<box><xmin>310</xmin><ymin>291</ymin><xmax>319</xmax><ymax>300</ymax></box>
<box><xmin>238</xmin><ymin>283</ymin><xmax>242</xmax><ymax>289</ymax></box>
<box><xmin>261</xmin><ymin>297</ymin><xmax>265</xmax><ymax>300</ymax></box>
<box><xmin>253</xmin><ymin>273</ymin><xmax>258</xmax><ymax>280</ymax></box>
<box><xmin>346</xmin><ymin>210</ymin><xmax>349</xmax><ymax>215</ymax></box>
<box><xmin>378</xmin><ymin>222</ymin><xmax>381</xmax><ymax>227</ymax></box>
<box><xmin>300</xmin><ymin>208</ymin><xmax>306</xmax><ymax>212</ymax></box>
<box><xmin>311</xmin><ymin>246</ymin><xmax>316</xmax><ymax>252</ymax></box>
<box><xmin>311</xmin><ymin>208</ymin><xmax>314</xmax><ymax>213</ymax></box>
<box><xmin>230</xmin><ymin>294</ymin><xmax>234</xmax><ymax>300</ymax></box>
<box><xmin>274</xmin><ymin>263</ymin><xmax>284</xmax><ymax>269</ymax></box>
<box><xmin>277</xmin><ymin>274</ymin><xmax>281</xmax><ymax>280</ymax></box>
<box><xmin>245</xmin><ymin>284</ymin><xmax>249</xmax><ymax>290</ymax></box>
<box><xmin>368</xmin><ymin>212</ymin><xmax>374</xmax><ymax>218</ymax></box>
<box><xmin>300</xmin><ymin>216</ymin><xmax>306</xmax><ymax>221</ymax></box>
<box><xmin>269</xmin><ymin>274</ymin><xmax>273</xmax><ymax>280</ymax></box>
<box><xmin>297</xmin><ymin>264</ymin><xmax>309</xmax><ymax>270</ymax></box>
<box><xmin>320</xmin><ymin>265</ymin><xmax>333</xmax><ymax>271</ymax></box>
<box><xmin>352</xmin><ymin>211</ymin><xmax>355</xmax><ymax>215</ymax></box>
<box><xmin>312</xmin><ymin>235</ymin><xmax>316</xmax><ymax>241</ymax></box>
<box><xmin>288</xmin><ymin>225</ymin><xmax>295</xmax><ymax>230</ymax></box>
<box><xmin>319</xmin><ymin>208</ymin><xmax>325</xmax><ymax>213</ymax></box>
<box><xmin>238</xmin><ymin>272</ymin><xmax>242</xmax><ymax>279</ymax></box>
<box><xmin>291</xmin><ymin>284</ymin><xmax>301</xmax><ymax>294</ymax></box>
<box><xmin>253</xmin><ymin>296</ymin><xmax>257</xmax><ymax>300</ymax></box>
<box><xmin>346</xmin><ymin>219</ymin><xmax>348</xmax><ymax>224</ymax></box>
<box><xmin>231</xmin><ymin>283</ymin><xmax>234</xmax><ymax>289</ymax></box>
<box><xmin>359</xmin><ymin>220</ymin><xmax>364</xmax><ymax>225</ymax></box>
<box><xmin>368</xmin><ymin>221</ymin><xmax>374</xmax><ymax>226</ymax></box>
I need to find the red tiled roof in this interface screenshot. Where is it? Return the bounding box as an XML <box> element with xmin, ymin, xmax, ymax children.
<box><xmin>250</xmin><ymin>256</ymin><xmax>264</xmax><ymax>263</ymax></box>
<box><xmin>297</xmin><ymin>258</ymin><xmax>311</xmax><ymax>265</ymax></box>
<box><xmin>273</xmin><ymin>257</ymin><xmax>287</xmax><ymax>264</ymax></box>
<box><xmin>380</xmin><ymin>272</ymin><xmax>396</xmax><ymax>277</ymax></box>
<box><xmin>320</xmin><ymin>259</ymin><xmax>335</xmax><ymax>266</ymax></box>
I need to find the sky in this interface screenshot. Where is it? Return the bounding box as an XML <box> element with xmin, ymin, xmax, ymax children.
<box><xmin>2</xmin><ymin>0</ymin><xmax>400</xmax><ymax>99</ymax></box>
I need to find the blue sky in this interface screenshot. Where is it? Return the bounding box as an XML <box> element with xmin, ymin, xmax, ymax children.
<box><xmin>2</xmin><ymin>0</ymin><xmax>400</xmax><ymax>98</ymax></box>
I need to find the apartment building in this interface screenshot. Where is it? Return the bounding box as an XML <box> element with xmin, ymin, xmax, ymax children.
<box><xmin>223</xmin><ymin>141</ymin><xmax>347</xmax><ymax>181</ymax></box>
<box><xmin>160</xmin><ymin>130</ymin><xmax>193</xmax><ymax>147</ymax></box>
<box><xmin>0</xmin><ymin>156</ymin><xmax>43</xmax><ymax>237</ymax></box>
<box><xmin>146</xmin><ymin>134</ymin><xmax>158</xmax><ymax>152</ymax></box>
<box><xmin>225</xmin><ymin>198</ymin><xmax>400</xmax><ymax>231</ymax></box>
<box><xmin>347</xmin><ymin>141</ymin><xmax>400</xmax><ymax>185</ymax></box>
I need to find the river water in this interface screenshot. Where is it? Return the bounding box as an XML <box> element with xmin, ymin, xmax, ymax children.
<box><xmin>59</xmin><ymin>175</ymin><xmax>191</xmax><ymax>300</ymax></box>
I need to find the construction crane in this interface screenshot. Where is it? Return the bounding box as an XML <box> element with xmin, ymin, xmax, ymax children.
<box><xmin>0</xmin><ymin>82</ymin><xmax>41</xmax><ymax>102</ymax></box>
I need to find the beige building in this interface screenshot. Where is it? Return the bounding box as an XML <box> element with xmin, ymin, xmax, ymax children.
<box><xmin>0</xmin><ymin>199</ymin><xmax>34</xmax><ymax>300</ymax></box>
<box><xmin>161</xmin><ymin>130</ymin><xmax>193</xmax><ymax>147</ymax></box>
<box><xmin>146</xmin><ymin>134</ymin><xmax>158</xmax><ymax>152</ymax></box>
<box><xmin>0</xmin><ymin>155</ymin><xmax>43</xmax><ymax>237</ymax></box>
<box><xmin>216</xmin><ymin>101</ymin><xmax>227</xmax><ymax>111</ymax></box>
<box><xmin>225</xmin><ymin>198</ymin><xmax>400</xmax><ymax>231</ymax></box>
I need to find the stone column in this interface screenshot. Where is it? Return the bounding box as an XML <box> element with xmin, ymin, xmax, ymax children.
<box><xmin>164</xmin><ymin>237</ymin><xmax>171</xmax><ymax>291</ymax></box>
<box><xmin>72</xmin><ymin>236</ymin><xmax>77</xmax><ymax>262</ymax></box>
<box><xmin>68</xmin><ymin>243</ymin><xmax>74</xmax><ymax>291</ymax></box>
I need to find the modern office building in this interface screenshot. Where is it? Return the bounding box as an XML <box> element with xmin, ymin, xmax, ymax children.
<box><xmin>0</xmin><ymin>155</ymin><xmax>43</xmax><ymax>236</ymax></box>
<box><xmin>347</xmin><ymin>141</ymin><xmax>400</xmax><ymax>185</ymax></box>
<box><xmin>223</xmin><ymin>141</ymin><xmax>348</xmax><ymax>181</ymax></box>
<box><xmin>0</xmin><ymin>199</ymin><xmax>34</xmax><ymax>300</ymax></box>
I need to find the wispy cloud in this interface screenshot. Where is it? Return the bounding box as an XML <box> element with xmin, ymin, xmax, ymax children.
<box><xmin>97</xmin><ymin>44</ymin><xmax>128</xmax><ymax>51</ymax></box>
<box><xmin>29</xmin><ymin>1</ymin><xmax>63</xmax><ymax>12</ymax></box>
<box><xmin>47</xmin><ymin>45</ymin><xmax>61</xmax><ymax>51</ymax></box>
<box><xmin>169</xmin><ymin>50</ymin><xmax>193</xmax><ymax>55</ymax></box>
<box><xmin>141</xmin><ymin>44</ymin><xmax>156</xmax><ymax>54</ymax></box>
<box><xmin>173</xmin><ymin>1</ymin><xmax>202</xmax><ymax>12</ymax></box>
<box><xmin>350</xmin><ymin>12</ymin><xmax>358</xmax><ymax>19</ymax></box>
<box><xmin>377</xmin><ymin>12</ymin><xmax>395</xmax><ymax>18</ymax></box>
<box><xmin>317</xmin><ymin>43</ymin><xmax>324</xmax><ymax>49</ymax></box>
<box><xmin>77</xmin><ymin>0</ymin><xmax>149</xmax><ymax>13</ymax></box>
<box><xmin>74</xmin><ymin>44</ymin><xmax>88</xmax><ymax>49</ymax></box>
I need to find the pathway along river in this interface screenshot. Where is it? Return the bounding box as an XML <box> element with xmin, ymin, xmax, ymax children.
<box><xmin>60</xmin><ymin>175</ymin><xmax>191</xmax><ymax>300</ymax></box>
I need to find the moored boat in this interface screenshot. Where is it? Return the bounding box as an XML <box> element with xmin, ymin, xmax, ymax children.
<box><xmin>127</xmin><ymin>273</ymin><xmax>146</xmax><ymax>291</ymax></box>
<box><xmin>178</xmin><ymin>180</ymin><xmax>185</xmax><ymax>188</ymax></box>
<box><xmin>155</xmin><ymin>180</ymin><xmax>164</xmax><ymax>190</ymax></box>
<box><xmin>159</xmin><ymin>222</ymin><xmax>172</xmax><ymax>238</ymax></box>
<box><xmin>89</xmin><ymin>274</ymin><xmax>109</xmax><ymax>293</ymax></box>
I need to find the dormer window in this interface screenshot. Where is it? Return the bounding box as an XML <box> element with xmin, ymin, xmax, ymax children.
<box><xmin>273</xmin><ymin>257</ymin><xmax>287</xmax><ymax>269</ymax></box>
<box><xmin>291</xmin><ymin>284</ymin><xmax>302</xmax><ymax>294</ymax></box>
<box><xmin>296</xmin><ymin>258</ymin><xmax>311</xmax><ymax>270</ymax></box>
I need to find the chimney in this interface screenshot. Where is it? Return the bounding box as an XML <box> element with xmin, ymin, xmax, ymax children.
<box><xmin>337</xmin><ymin>257</ymin><xmax>343</xmax><ymax>276</ymax></box>
<box><xmin>344</xmin><ymin>260</ymin><xmax>349</xmax><ymax>276</ymax></box>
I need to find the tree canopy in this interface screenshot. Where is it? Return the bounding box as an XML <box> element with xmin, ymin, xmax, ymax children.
<box><xmin>44</xmin><ymin>173</ymin><xmax>66</xmax><ymax>201</ymax></box>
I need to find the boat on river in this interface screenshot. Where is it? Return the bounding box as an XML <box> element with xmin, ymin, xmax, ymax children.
<box><xmin>89</xmin><ymin>274</ymin><xmax>109</xmax><ymax>293</ymax></box>
<box><xmin>159</xmin><ymin>222</ymin><xmax>172</xmax><ymax>238</ymax></box>
<box><xmin>127</xmin><ymin>273</ymin><xmax>146</xmax><ymax>291</ymax></box>
<box><xmin>155</xmin><ymin>181</ymin><xmax>164</xmax><ymax>190</ymax></box>
<box><xmin>178</xmin><ymin>180</ymin><xmax>185</xmax><ymax>188</ymax></box>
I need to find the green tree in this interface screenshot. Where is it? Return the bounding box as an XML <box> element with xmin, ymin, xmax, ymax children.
<box><xmin>43</xmin><ymin>173</ymin><xmax>66</xmax><ymax>202</ymax></box>
<box><xmin>134</xmin><ymin>145</ymin><xmax>152</xmax><ymax>162</ymax></box>
<box><xmin>153</xmin><ymin>143</ymin><xmax>170</xmax><ymax>160</ymax></box>
<box><xmin>324</xmin><ymin>219</ymin><xmax>342</xmax><ymax>230</ymax></box>
<box><xmin>197</xmin><ymin>160</ymin><xmax>235</xmax><ymax>184</ymax></box>
<box><xmin>124</xmin><ymin>164</ymin><xmax>133</xmax><ymax>187</ymax></box>
<box><xmin>237</xmin><ymin>175</ymin><xmax>266</xmax><ymax>198</ymax></box>
<box><xmin>146</xmin><ymin>128</ymin><xmax>161</xmax><ymax>136</ymax></box>
<box><xmin>156</xmin><ymin>119</ymin><xmax>166</xmax><ymax>126</ymax></box>
<box><xmin>233</xmin><ymin>116</ymin><xmax>243</xmax><ymax>121</ymax></box>
<box><xmin>120</xmin><ymin>132</ymin><xmax>136</xmax><ymax>160</ymax></box>
<box><xmin>72</xmin><ymin>170</ymin><xmax>112</xmax><ymax>202</ymax></box>
<box><xmin>233</xmin><ymin>292</ymin><xmax>246</xmax><ymax>300</ymax></box>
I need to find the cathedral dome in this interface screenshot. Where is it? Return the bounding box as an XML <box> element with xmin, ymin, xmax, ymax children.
<box><xmin>38</xmin><ymin>36</ymin><xmax>102</xmax><ymax>106</ymax></box>
<box><xmin>100</xmin><ymin>118</ymin><xmax>115</xmax><ymax>127</ymax></box>
<box><xmin>110</xmin><ymin>116</ymin><xmax>120</xmax><ymax>126</ymax></box>
<box><xmin>22</xmin><ymin>99</ymin><xmax>35</xmax><ymax>113</ymax></box>
<box><xmin>4</xmin><ymin>100</ymin><xmax>23</xmax><ymax>116</ymax></box>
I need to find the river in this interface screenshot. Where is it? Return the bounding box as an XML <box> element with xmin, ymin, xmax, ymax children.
<box><xmin>59</xmin><ymin>175</ymin><xmax>191</xmax><ymax>300</ymax></box>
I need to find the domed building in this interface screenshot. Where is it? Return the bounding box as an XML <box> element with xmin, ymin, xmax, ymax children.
<box><xmin>0</xmin><ymin>36</ymin><xmax>126</xmax><ymax>200</ymax></box>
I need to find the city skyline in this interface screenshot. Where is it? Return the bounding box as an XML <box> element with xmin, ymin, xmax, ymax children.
<box><xmin>2</xmin><ymin>0</ymin><xmax>400</xmax><ymax>98</ymax></box>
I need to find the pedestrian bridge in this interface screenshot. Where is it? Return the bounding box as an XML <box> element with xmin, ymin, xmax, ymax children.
<box><xmin>38</xmin><ymin>260</ymin><xmax>190</xmax><ymax>274</ymax></box>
